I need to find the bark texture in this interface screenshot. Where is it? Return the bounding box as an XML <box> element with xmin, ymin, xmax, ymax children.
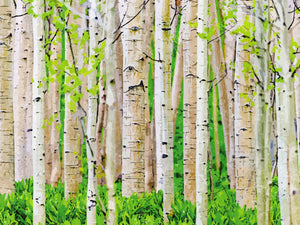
<box><xmin>0</xmin><ymin>0</ymin><xmax>14</xmax><ymax>195</ymax></box>
<box><xmin>121</xmin><ymin>0</ymin><xmax>146</xmax><ymax>197</ymax></box>
<box><xmin>32</xmin><ymin>0</ymin><xmax>46</xmax><ymax>223</ymax></box>
<box><xmin>182</xmin><ymin>0</ymin><xmax>197</xmax><ymax>202</ymax></box>
<box><xmin>196</xmin><ymin>0</ymin><xmax>208</xmax><ymax>223</ymax></box>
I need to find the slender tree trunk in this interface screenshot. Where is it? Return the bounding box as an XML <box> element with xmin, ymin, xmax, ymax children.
<box><xmin>63</xmin><ymin>0</ymin><xmax>84</xmax><ymax>198</ymax></box>
<box><xmin>253</xmin><ymin>0</ymin><xmax>271</xmax><ymax>223</ymax></box>
<box><xmin>220</xmin><ymin>0</ymin><xmax>236</xmax><ymax>189</ymax></box>
<box><xmin>12</xmin><ymin>0</ymin><xmax>33</xmax><ymax>182</ymax></box>
<box><xmin>86</xmin><ymin>0</ymin><xmax>98</xmax><ymax>223</ymax></box>
<box><xmin>274</xmin><ymin>1</ymin><xmax>300</xmax><ymax>223</ymax></box>
<box><xmin>49</xmin><ymin>7</ymin><xmax>61</xmax><ymax>187</ymax></box>
<box><xmin>122</xmin><ymin>0</ymin><xmax>146</xmax><ymax>197</ymax></box>
<box><xmin>0</xmin><ymin>0</ymin><xmax>14</xmax><ymax>195</ymax></box>
<box><xmin>155</xmin><ymin>0</ymin><xmax>174</xmax><ymax>221</ymax></box>
<box><xmin>105</xmin><ymin>0</ymin><xmax>117</xmax><ymax>223</ymax></box>
<box><xmin>142</xmin><ymin>0</ymin><xmax>155</xmax><ymax>193</ymax></box>
<box><xmin>182</xmin><ymin>0</ymin><xmax>197</xmax><ymax>202</ymax></box>
<box><xmin>32</xmin><ymin>0</ymin><xmax>46</xmax><ymax>223</ymax></box>
<box><xmin>172</xmin><ymin>38</ymin><xmax>183</xmax><ymax>132</ymax></box>
<box><xmin>234</xmin><ymin>0</ymin><xmax>256</xmax><ymax>208</ymax></box>
<box><xmin>196</xmin><ymin>0</ymin><xmax>208</xmax><ymax>223</ymax></box>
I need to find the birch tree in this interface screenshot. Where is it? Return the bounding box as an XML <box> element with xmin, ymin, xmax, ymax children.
<box><xmin>32</xmin><ymin>0</ymin><xmax>46</xmax><ymax>223</ymax></box>
<box><xmin>86</xmin><ymin>0</ymin><xmax>98</xmax><ymax>223</ymax></box>
<box><xmin>182</xmin><ymin>0</ymin><xmax>197</xmax><ymax>202</ymax></box>
<box><xmin>220</xmin><ymin>0</ymin><xmax>236</xmax><ymax>188</ymax></box>
<box><xmin>253</xmin><ymin>0</ymin><xmax>271</xmax><ymax>223</ymax></box>
<box><xmin>122</xmin><ymin>0</ymin><xmax>146</xmax><ymax>197</ymax></box>
<box><xmin>234</xmin><ymin>0</ymin><xmax>256</xmax><ymax>208</ymax></box>
<box><xmin>12</xmin><ymin>0</ymin><xmax>33</xmax><ymax>182</ymax></box>
<box><xmin>273</xmin><ymin>0</ymin><xmax>300</xmax><ymax>223</ymax></box>
<box><xmin>0</xmin><ymin>0</ymin><xmax>14</xmax><ymax>195</ymax></box>
<box><xmin>105</xmin><ymin>0</ymin><xmax>117</xmax><ymax>223</ymax></box>
<box><xmin>196</xmin><ymin>0</ymin><xmax>208</xmax><ymax>223</ymax></box>
<box><xmin>155</xmin><ymin>0</ymin><xmax>174</xmax><ymax>221</ymax></box>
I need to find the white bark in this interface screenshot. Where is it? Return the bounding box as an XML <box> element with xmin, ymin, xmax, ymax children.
<box><xmin>32</xmin><ymin>0</ymin><xmax>46</xmax><ymax>223</ymax></box>
<box><xmin>253</xmin><ymin>0</ymin><xmax>271</xmax><ymax>223</ymax></box>
<box><xmin>12</xmin><ymin>0</ymin><xmax>33</xmax><ymax>182</ymax></box>
<box><xmin>155</xmin><ymin>0</ymin><xmax>174</xmax><ymax>221</ymax></box>
<box><xmin>274</xmin><ymin>0</ymin><xmax>299</xmax><ymax>223</ymax></box>
<box><xmin>105</xmin><ymin>0</ymin><xmax>117</xmax><ymax>223</ymax></box>
<box><xmin>0</xmin><ymin>0</ymin><xmax>14</xmax><ymax>195</ymax></box>
<box><xmin>86</xmin><ymin>0</ymin><xmax>98</xmax><ymax>224</ymax></box>
<box><xmin>196</xmin><ymin>0</ymin><xmax>208</xmax><ymax>223</ymax></box>
<box><xmin>122</xmin><ymin>0</ymin><xmax>146</xmax><ymax>197</ymax></box>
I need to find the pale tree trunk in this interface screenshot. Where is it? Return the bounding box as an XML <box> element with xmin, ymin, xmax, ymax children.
<box><xmin>220</xmin><ymin>0</ymin><xmax>236</xmax><ymax>189</ymax></box>
<box><xmin>172</xmin><ymin>38</ymin><xmax>183</xmax><ymax>132</ymax></box>
<box><xmin>64</xmin><ymin>2</ymin><xmax>83</xmax><ymax>198</ymax></box>
<box><xmin>182</xmin><ymin>0</ymin><xmax>197</xmax><ymax>202</ymax></box>
<box><xmin>155</xmin><ymin>0</ymin><xmax>174</xmax><ymax>221</ymax></box>
<box><xmin>0</xmin><ymin>0</ymin><xmax>14</xmax><ymax>195</ymax></box>
<box><xmin>155</xmin><ymin>8</ymin><xmax>164</xmax><ymax>192</ymax></box>
<box><xmin>234</xmin><ymin>0</ymin><xmax>256</xmax><ymax>208</ymax></box>
<box><xmin>253</xmin><ymin>0</ymin><xmax>271</xmax><ymax>223</ymax></box>
<box><xmin>49</xmin><ymin>8</ymin><xmax>61</xmax><ymax>187</ymax></box>
<box><xmin>12</xmin><ymin>0</ymin><xmax>33</xmax><ymax>182</ymax></box>
<box><xmin>142</xmin><ymin>0</ymin><xmax>155</xmax><ymax>193</ymax></box>
<box><xmin>210</xmin><ymin>0</ymin><xmax>225</xmax><ymax>173</ymax></box>
<box><xmin>122</xmin><ymin>0</ymin><xmax>146</xmax><ymax>197</ymax></box>
<box><xmin>32</xmin><ymin>0</ymin><xmax>46</xmax><ymax>223</ymax></box>
<box><xmin>274</xmin><ymin>0</ymin><xmax>300</xmax><ymax>224</ymax></box>
<box><xmin>115</xmin><ymin>0</ymin><xmax>123</xmax><ymax>182</ymax></box>
<box><xmin>96</xmin><ymin>74</ymin><xmax>106</xmax><ymax>185</ymax></box>
<box><xmin>86</xmin><ymin>0</ymin><xmax>99</xmax><ymax>224</ymax></box>
<box><xmin>291</xmin><ymin>2</ymin><xmax>300</xmax><ymax>224</ymax></box>
<box><xmin>105</xmin><ymin>0</ymin><xmax>117</xmax><ymax>223</ymax></box>
<box><xmin>196</xmin><ymin>0</ymin><xmax>208</xmax><ymax>223</ymax></box>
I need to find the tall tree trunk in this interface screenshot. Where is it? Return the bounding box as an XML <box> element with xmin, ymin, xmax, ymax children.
<box><xmin>122</xmin><ymin>0</ymin><xmax>146</xmax><ymax>197</ymax></box>
<box><xmin>0</xmin><ymin>0</ymin><xmax>14</xmax><ymax>195</ymax></box>
<box><xmin>63</xmin><ymin>0</ymin><xmax>84</xmax><ymax>198</ymax></box>
<box><xmin>49</xmin><ymin>7</ymin><xmax>61</xmax><ymax>187</ymax></box>
<box><xmin>32</xmin><ymin>0</ymin><xmax>46</xmax><ymax>223</ymax></box>
<box><xmin>142</xmin><ymin>0</ymin><xmax>155</xmax><ymax>193</ymax></box>
<box><xmin>155</xmin><ymin>0</ymin><xmax>174</xmax><ymax>221</ymax></box>
<box><xmin>253</xmin><ymin>0</ymin><xmax>271</xmax><ymax>223</ymax></box>
<box><xmin>234</xmin><ymin>0</ymin><xmax>256</xmax><ymax>208</ymax></box>
<box><xmin>274</xmin><ymin>0</ymin><xmax>300</xmax><ymax>223</ymax></box>
<box><xmin>182</xmin><ymin>0</ymin><xmax>197</xmax><ymax>202</ymax></box>
<box><xmin>86</xmin><ymin>0</ymin><xmax>98</xmax><ymax>223</ymax></box>
<box><xmin>196</xmin><ymin>0</ymin><xmax>208</xmax><ymax>223</ymax></box>
<box><xmin>105</xmin><ymin>0</ymin><xmax>117</xmax><ymax>223</ymax></box>
<box><xmin>220</xmin><ymin>0</ymin><xmax>236</xmax><ymax>189</ymax></box>
<box><xmin>12</xmin><ymin>0</ymin><xmax>33</xmax><ymax>182</ymax></box>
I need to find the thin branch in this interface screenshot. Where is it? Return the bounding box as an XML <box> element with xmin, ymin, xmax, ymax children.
<box><xmin>11</xmin><ymin>12</ymin><xmax>28</xmax><ymax>18</ymax></box>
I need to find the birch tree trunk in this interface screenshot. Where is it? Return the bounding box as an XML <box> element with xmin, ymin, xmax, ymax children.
<box><xmin>220</xmin><ymin>0</ymin><xmax>236</xmax><ymax>189</ymax></box>
<box><xmin>0</xmin><ymin>0</ymin><xmax>14</xmax><ymax>195</ymax></box>
<box><xmin>253</xmin><ymin>0</ymin><xmax>271</xmax><ymax>223</ymax></box>
<box><xmin>12</xmin><ymin>0</ymin><xmax>33</xmax><ymax>182</ymax></box>
<box><xmin>155</xmin><ymin>0</ymin><xmax>174</xmax><ymax>221</ymax></box>
<box><xmin>234</xmin><ymin>0</ymin><xmax>256</xmax><ymax>208</ymax></box>
<box><xmin>49</xmin><ymin>7</ymin><xmax>61</xmax><ymax>187</ymax></box>
<box><xmin>63</xmin><ymin>0</ymin><xmax>84</xmax><ymax>198</ymax></box>
<box><xmin>182</xmin><ymin>0</ymin><xmax>197</xmax><ymax>202</ymax></box>
<box><xmin>105</xmin><ymin>0</ymin><xmax>117</xmax><ymax>223</ymax></box>
<box><xmin>196</xmin><ymin>0</ymin><xmax>208</xmax><ymax>223</ymax></box>
<box><xmin>274</xmin><ymin>0</ymin><xmax>300</xmax><ymax>223</ymax></box>
<box><xmin>142</xmin><ymin>0</ymin><xmax>155</xmax><ymax>193</ymax></box>
<box><xmin>86</xmin><ymin>0</ymin><xmax>98</xmax><ymax>223</ymax></box>
<box><xmin>122</xmin><ymin>0</ymin><xmax>146</xmax><ymax>197</ymax></box>
<box><xmin>32</xmin><ymin>0</ymin><xmax>46</xmax><ymax>223</ymax></box>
